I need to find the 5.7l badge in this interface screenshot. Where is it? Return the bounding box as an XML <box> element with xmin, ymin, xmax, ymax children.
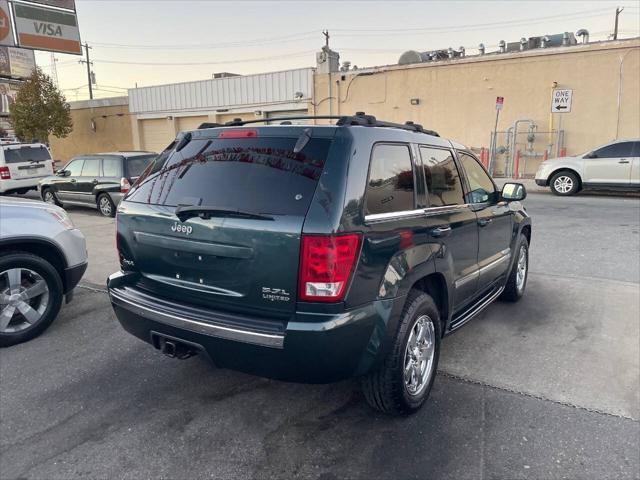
<box><xmin>262</xmin><ymin>287</ymin><xmax>291</xmax><ymax>302</ymax></box>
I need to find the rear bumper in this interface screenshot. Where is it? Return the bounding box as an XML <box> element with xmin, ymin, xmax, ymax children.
<box><xmin>0</xmin><ymin>177</ymin><xmax>43</xmax><ymax>193</ymax></box>
<box><xmin>107</xmin><ymin>271</ymin><xmax>403</xmax><ymax>383</ymax></box>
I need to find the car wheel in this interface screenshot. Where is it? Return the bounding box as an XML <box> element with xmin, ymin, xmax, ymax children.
<box><xmin>97</xmin><ymin>193</ymin><xmax>116</xmax><ymax>218</ymax></box>
<box><xmin>362</xmin><ymin>290</ymin><xmax>441</xmax><ymax>415</ymax></box>
<box><xmin>500</xmin><ymin>236</ymin><xmax>529</xmax><ymax>302</ymax></box>
<box><xmin>42</xmin><ymin>188</ymin><xmax>62</xmax><ymax>207</ymax></box>
<box><xmin>0</xmin><ymin>253</ymin><xmax>63</xmax><ymax>347</ymax></box>
<box><xmin>550</xmin><ymin>171</ymin><xmax>579</xmax><ymax>196</ymax></box>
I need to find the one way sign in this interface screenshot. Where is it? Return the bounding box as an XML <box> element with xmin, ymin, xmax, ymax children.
<box><xmin>551</xmin><ymin>89</ymin><xmax>573</xmax><ymax>113</ymax></box>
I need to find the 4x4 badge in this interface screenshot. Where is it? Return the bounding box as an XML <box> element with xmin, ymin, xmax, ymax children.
<box><xmin>171</xmin><ymin>222</ymin><xmax>192</xmax><ymax>235</ymax></box>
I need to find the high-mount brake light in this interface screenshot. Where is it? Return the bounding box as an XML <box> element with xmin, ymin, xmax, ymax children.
<box><xmin>299</xmin><ymin>234</ymin><xmax>362</xmax><ymax>303</ymax></box>
<box><xmin>218</xmin><ymin>129</ymin><xmax>258</xmax><ymax>139</ymax></box>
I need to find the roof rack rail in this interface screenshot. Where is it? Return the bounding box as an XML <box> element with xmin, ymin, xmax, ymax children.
<box><xmin>196</xmin><ymin>112</ymin><xmax>439</xmax><ymax>137</ymax></box>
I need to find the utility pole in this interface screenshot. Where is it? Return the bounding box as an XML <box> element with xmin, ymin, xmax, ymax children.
<box><xmin>613</xmin><ymin>6</ymin><xmax>624</xmax><ymax>40</ymax></box>
<box><xmin>79</xmin><ymin>42</ymin><xmax>93</xmax><ymax>99</ymax></box>
<box><xmin>322</xmin><ymin>30</ymin><xmax>329</xmax><ymax>48</ymax></box>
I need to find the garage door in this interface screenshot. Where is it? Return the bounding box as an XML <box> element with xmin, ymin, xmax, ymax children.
<box><xmin>141</xmin><ymin>118</ymin><xmax>174</xmax><ymax>153</ymax></box>
<box><xmin>177</xmin><ymin>116</ymin><xmax>208</xmax><ymax>132</ymax></box>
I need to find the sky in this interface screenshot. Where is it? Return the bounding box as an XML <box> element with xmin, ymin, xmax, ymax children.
<box><xmin>33</xmin><ymin>0</ymin><xmax>640</xmax><ymax>101</ymax></box>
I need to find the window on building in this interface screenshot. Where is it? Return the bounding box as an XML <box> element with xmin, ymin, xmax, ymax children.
<box><xmin>458</xmin><ymin>151</ymin><xmax>497</xmax><ymax>204</ymax></box>
<box><xmin>419</xmin><ymin>147</ymin><xmax>464</xmax><ymax>206</ymax></box>
<box><xmin>365</xmin><ymin>144</ymin><xmax>415</xmax><ymax>215</ymax></box>
<box><xmin>81</xmin><ymin>158</ymin><xmax>101</xmax><ymax>177</ymax></box>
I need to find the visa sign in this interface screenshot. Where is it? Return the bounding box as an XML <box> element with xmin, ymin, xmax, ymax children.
<box><xmin>13</xmin><ymin>3</ymin><xmax>81</xmax><ymax>55</ymax></box>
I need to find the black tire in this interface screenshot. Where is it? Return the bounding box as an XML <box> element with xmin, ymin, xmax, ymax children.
<box><xmin>0</xmin><ymin>253</ymin><xmax>63</xmax><ymax>347</ymax></box>
<box><xmin>500</xmin><ymin>236</ymin><xmax>529</xmax><ymax>302</ymax></box>
<box><xmin>362</xmin><ymin>290</ymin><xmax>442</xmax><ymax>415</ymax></box>
<box><xmin>42</xmin><ymin>187</ymin><xmax>62</xmax><ymax>207</ymax></box>
<box><xmin>550</xmin><ymin>171</ymin><xmax>580</xmax><ymax>196</ymax></box>
<box><xmin>97</xmin><ymin>193</ymin><xmax>116</xmax><ymax>217</ymax></box>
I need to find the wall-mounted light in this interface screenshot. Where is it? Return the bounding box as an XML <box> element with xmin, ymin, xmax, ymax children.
<box><xmin>166</xmin><ymin>115</ymin><xmax>174</xmax><ymax>120</ymax></box>
<box><xmin>254</xmin><ymin>110</ymin><xmax>263</xmax><ymax>117</ymax></box>
<box><xmin>410</xmin><ymin>98</ymin><xmax>420</xmax><ymax>105</ymax></box>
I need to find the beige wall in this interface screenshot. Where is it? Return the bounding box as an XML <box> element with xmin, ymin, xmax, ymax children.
<box><xmin>314</xmin><ymin>39</ymin><xmax>640</xmax><ymax>175</ymax></box>
<box><xmin>48</xmin><ymin>104</ymin><xmax>133</xmax><ymax>162</ymax></box>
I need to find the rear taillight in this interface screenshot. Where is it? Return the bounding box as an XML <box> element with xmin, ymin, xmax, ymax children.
<box><xmin>120</xmin><ymin>177</ymin><xmax>131</xmax><ymax>193</ymax></box>
<box><xmin>218</xmin><ymin>129</ymin><xmax>258</xmax><ymax>139</ymax></box>
<box><xmin>299</xmin><ymin>234</ymin><xmax>362</xmax><ymax>302</ymax></box>
<box><xmin>0</xmin><ymin>166</ymin><xmax>10</xmax><ymax>179</ymax></box>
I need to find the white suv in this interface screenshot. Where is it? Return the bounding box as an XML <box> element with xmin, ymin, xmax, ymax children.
<box><xmin>0</xmin><ymin>143</ymin><xmax>55</xmax><ymax>195</ymax></box>
<box><xmin>535</xmin><ymin>139</ymin><xmax>640</xmax><ymax>195</ymax></box>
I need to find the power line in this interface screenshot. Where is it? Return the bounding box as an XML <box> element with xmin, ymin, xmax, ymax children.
<box><xmin>92</xmin><ymin>50</ymin><xmax>315</xmax><ymax>66</ymax></box>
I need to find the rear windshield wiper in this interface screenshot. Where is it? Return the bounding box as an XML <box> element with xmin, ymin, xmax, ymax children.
<box><xmin>175</xmin><ymin>205</ymin><xmax>274</xmax><ymax>222</ymax></box>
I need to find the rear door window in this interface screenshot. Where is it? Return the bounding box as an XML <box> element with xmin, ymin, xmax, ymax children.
<box><xmin>419</xmin><ymin>147</ymin><xmax>465</xmax><ymax>206</ymax></box>
<box><xmin>81</xmin><ymin>158</ymin><xmax>101</xmax><ymax>177</ymax></box>
<box><xmin>127</xmin><ymin>136</ymin><xmax>332</xmax><ymax>216</ymax></box>
<box><xmin>3</xmin><ymin>146</ymin><xmax>51</xmax><ymax>164</ymax></box>
<box><xmin>365</xmin><ymin>144</ymin><xmax>415</xmax><ymax>215</ymax></box>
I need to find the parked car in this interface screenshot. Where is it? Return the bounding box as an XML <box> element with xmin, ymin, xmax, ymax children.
<box><xmin>0</xmin><ymin>143</ymin><xmax>55</xmax><ymax>195</ymax></box>
<box><xmin>107</xmin><ymin>113</ymin><xmax>531</xmax><ymax>415</ymax></box>
<box><xmin>0</xmin><ymin>196</ymin><xmax>87</xmax><ymax>346</ymax></box>
<box><xmin>535</xmin><ymin>139</ymin><xmax>640</xmax><ymax>195</ymax></box>
<box><xmin>39</xmin><ymin>151</ymin><xmax>157</xmax><ymax>217</ymax></box>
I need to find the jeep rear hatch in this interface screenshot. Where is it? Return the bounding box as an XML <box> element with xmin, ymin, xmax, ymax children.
<box><xmin>119</xmin><ymin>129</ymin><xmax>333</xmax><ymax>316</ymax></box>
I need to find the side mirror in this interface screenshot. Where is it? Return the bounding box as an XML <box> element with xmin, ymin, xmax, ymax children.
<box><xmin>57</xmin><ymin>170</ymin><xmax>69</xmax><ymax>177</ymax></box>
<box><xmin>501</xmin><ymin>182</ymin><xmax>526</xmax><ymax>202</ymax></box>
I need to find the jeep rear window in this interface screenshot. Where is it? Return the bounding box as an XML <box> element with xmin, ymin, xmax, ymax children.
<box><xmin>126</xmin><ymin>137</ymin><xmax>331</xmax><ymax>216</ymax></box>
<box><xmin>125</xmin><ymin>155</ymin><xmax>156</xmax><ymax>178</ymax></box>
<box><xmin>4</xmin><ymin>146</ymin><xmax>51</xmax><ymax>164</ymax></box>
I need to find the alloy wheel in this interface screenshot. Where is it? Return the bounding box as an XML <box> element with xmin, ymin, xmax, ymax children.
<box><xmin>516</xmin><ymin>245</ymin><xmax>528</xmax><ymax>292</ymax></box>
<box><xmin>99</xmin><ymin>196</ymin><xmax>112</xmax><ymax>216</ymax></box>
<box><xmin>44</xmin><ymin>190</ymin><xmax>56</xmax><ymax>204</ymax></box>
<box><xmin>553</xmin><ymin>176</ymin><xmax>574</xmax><ymax>194</ymax></box>
<box><xmin>0</xmin><ymin>268</ymin><xmax>50</xmax><ymax>333</ymax></box>
<box><xmin>403</xmin><ymin>315</ymin><xmax>436</xmax><ymax>396</ymax></box>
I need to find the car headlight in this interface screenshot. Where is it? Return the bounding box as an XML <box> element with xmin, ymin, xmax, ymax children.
<box><xmin>47</xmin><ymin>209</ymin><xmax>75</xmax><ymax>230</ymax></box>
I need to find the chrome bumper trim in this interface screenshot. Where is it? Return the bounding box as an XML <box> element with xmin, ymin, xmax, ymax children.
<box><xmin>109</xmin><ymin>289</ymin><xmax>285</xmax><ymax>349</ymax></box>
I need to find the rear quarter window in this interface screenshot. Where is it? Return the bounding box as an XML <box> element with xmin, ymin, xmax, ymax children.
<box><xmin>365</xmin><ymin>143</ymin><xmax>415</xmax><ymax>215</ymax></box>
<box><xmin>126</xmin><ymin>136</ymin><xmax>331</xmax><ymax>216</ymax></box>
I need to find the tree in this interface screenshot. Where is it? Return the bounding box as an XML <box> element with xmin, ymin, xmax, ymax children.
<box><xmin>9</xmin><ymin>67</ymin><xmax>72</xmax><ymax>143</ymax></box>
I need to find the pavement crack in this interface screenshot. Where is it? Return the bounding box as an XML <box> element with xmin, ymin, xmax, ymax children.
<box><xmin>439</xmin><ymin>370</ymin><xmax>639</xmax><ymax>422</ymax></box>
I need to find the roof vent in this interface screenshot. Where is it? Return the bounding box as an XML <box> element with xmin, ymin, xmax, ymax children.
<box><xmin>478</xmin><ymin>43</ymin><xmax>486</xmax><ymax>55</ymax></box>
<box><xmin>398</xmin><ymin>50</ymin><xmax>428</xmax><ymax>65</ymax></box>
<box><xmin>576</xmin><ymin>29</ymin><xmax>589</xmax><ymax>44</ymax></box>
<box><xmin>498</xmin><ymin>40</ymin><xmax>506</xmax><ymax>53</ymax></box>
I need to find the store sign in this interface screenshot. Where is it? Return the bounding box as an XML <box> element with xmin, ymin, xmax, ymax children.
<box><xmin>13</xmin><ymin>2</ymin><xmax>81</xmax><ymax>54</ymax></box>
<box><xmin>0</xmin><ymin>1</ymin><xmax>15</xmax><ymax>47</ymax></box>
<box><xmin>0</xmin><ymin>79</ymin><xmax>20</xmax><ymax>116</ymax></box>
<box><xmin>7</xmin><ymin>47</ymin><xmax>36</xmax><ymax>77</ymax></box>
<box><xmin>495</xmin><ymin>96</ymin><xmax>504</xmax><ymax>110</ymax></box>
<box><xmin>15</xmin><ymin>0</ymin><xmax>76</xmax><ymax>10</ymax></box>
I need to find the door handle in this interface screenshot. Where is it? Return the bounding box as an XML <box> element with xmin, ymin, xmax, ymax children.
<box><xmin>618</xmin><ymin>159</ymin><xmax>629</xmax><ymax>164</ymax></box>
<box><xmin>69</xmin><ymin>178</ymin><xmax>77</xmax><ymax>183</ymax></box>
<box><xmin>430</xmin><ymin>226</ymin><xmax>452</xmax><ymax>238</ymax></box>
<box><xmin>478</xmin><ymin>218</ymin><xmax>493</xmax><ymax>227</ymax></box>
<box><xmin>92</xmin><ymin>179</ymin><xmax>99</xmax><ymax>184</ymax></box>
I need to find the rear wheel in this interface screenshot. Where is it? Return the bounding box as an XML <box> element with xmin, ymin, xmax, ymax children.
<box><xmin>42</xmin><ymin>188</ymin><xmax>62</xmax><ymax>207</ymax></box>
<box><xmin>0</xmin><ymin>253</ymin><xmax>63</xmax><ymax>347</ymax></box>
<box><xmin>550</xmin><ymin>171</ymin><xmax>579</xmax><ymax>196</ymax></box>
<box><xmin>362</xmin><ymin>291</ymin><xmax>441</xmax><ymax>415</ymax></box>
<box><xmin>97</xmin><ymin>193</ymin><xmax>116</xmax><ymax>217</ymax></box>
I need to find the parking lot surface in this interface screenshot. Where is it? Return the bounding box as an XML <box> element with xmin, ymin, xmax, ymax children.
<box><xmin>1</xmin><ymin>192</ymin><xmax>639</xmax><ymax>479</ymax></box>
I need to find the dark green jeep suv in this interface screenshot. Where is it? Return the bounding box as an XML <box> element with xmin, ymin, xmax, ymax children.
<box><xmin>107</xmin><ymin>113</ymin><xmax>531</xmax><ymax>415</ymax></box>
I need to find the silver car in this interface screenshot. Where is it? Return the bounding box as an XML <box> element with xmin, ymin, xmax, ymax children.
<box><xmin>535</xmin><ymin>139</ymin><xmax>640</xmax><ymax>195</ymax></box>
<box><xmin>0</xmin><ymin>197</ymin><xmax>87</xmax><ymax>346</ymax></box>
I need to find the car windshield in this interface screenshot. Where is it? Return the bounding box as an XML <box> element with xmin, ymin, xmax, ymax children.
<box><xmin>126</xmin><ymin>135</ymin><xmax>332</xmax><ymax>216</ymax></box>
<box><xmin>3</xmin><ymin>146</ymin><xmax>51</xmax><ymax>164</ymax></box>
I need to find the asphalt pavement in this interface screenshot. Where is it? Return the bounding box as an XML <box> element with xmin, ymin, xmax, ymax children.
<box><xmin>1</xmin><ymin>191</ymin><xmax>639</xmax><ymax>479</ymax></box>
